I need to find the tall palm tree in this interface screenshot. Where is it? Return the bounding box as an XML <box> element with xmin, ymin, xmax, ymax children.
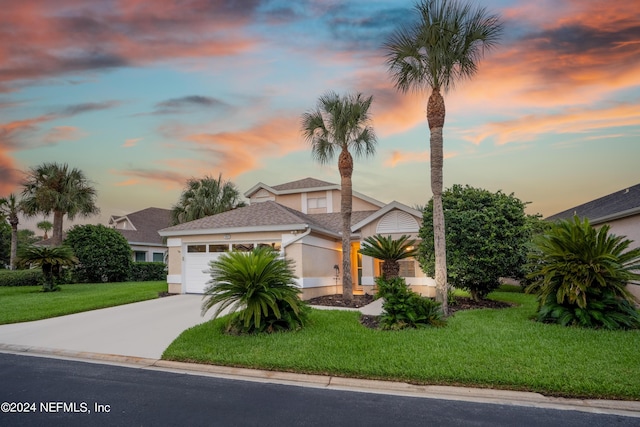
<box><xmin>37</xmin><ymin>220</ymin><xmax>53</xmax><ymax>240</ymax></box>
<box><xmin>359</xmin><ymin>234</ymin><xmax>418</xmax><ymax>279</ymax></box>
<box><xmin>301</xmin><ymin>91</ymin><xmax>377</xmax><ymax>302</ymax></box>
<box><xmin>21</xmin><ymin>163</ymin><xmax>99</xmax><ymax>246</ymax></box>
<box><xmin>0</xmin><ymin>194</ymin><xmax>20</xmax><ymax>270</ymax></box>
<box><xmin>384</xmin><ymin>0</ymin><xmax>502</xmax><ymax>314</ymax></box>
<box><xmin>170</xmin><ymin>174</ymin><xmax>245</xmax><ymax>225</ymax></box>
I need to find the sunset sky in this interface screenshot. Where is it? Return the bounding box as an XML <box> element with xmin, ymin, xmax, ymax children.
<box><xmin>2</xmin><ymin>0</ymin><xmax>639</xmax><ymax>230</ymax></box>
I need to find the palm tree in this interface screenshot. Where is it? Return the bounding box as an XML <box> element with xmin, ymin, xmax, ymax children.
<box><xmin>384</xmin><ymin>0</ymin><xmax>502</xmax><ymax>314</ymax></box>
<box><xmin>359</xmin><ymin>234</ymin><xmax>418</xmax><ymax>279</ymax></box>
<box><xmin>0</xmin><ymin>194</ymin><xmax>21</xmax><ymax>270</ymax></box>
<box><xmin>170</xmin><ymin>174</ymin><xmax>245</xmax><ymax>225</ymax></box>
<box><xmin>37</xmin><ymin>220</ymin><xmax>53</xmax><ymax>240</ymax></box>
<box><xmin>17</xmin><ymin>245</ymin><xmax>78</xmax><ymax>292</ymax></box>
<box><xmin>21</xmin><ymin>163</ymin><xmax>99</xmax><ymax>246</ymax></box>
<box><xmin>202</xmin><ymin>247</ymin><xmax>309</xmax><ymax>334</ymax></box>
<box><xmin>301</xmin><ymin>91</ymin><xmax>377</xmax><ymax>302</ymax></box>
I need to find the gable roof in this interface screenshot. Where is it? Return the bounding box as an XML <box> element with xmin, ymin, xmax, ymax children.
<box><xmin>546</xmin><ymin>183</ymin><xmax>640</xmax><ymax>224</ymax></box>
<box><xmin>110</xmin><ymin>207</ymin><xmax>171</xmax><ymax>245</ymax></box>
<box><xmin>159</xmin><ymin>201</ymin><xmax>343</xmax><ymax>238</ymax></box>
<box><xmin>351</xmin><ymin>201</ymin><xmax>422</xmax><ymax>232</ymax></box>
<box><xmin>244</xmin><ymin>177</ymin><xmax>386</xmax><ymax>208</ymax></box>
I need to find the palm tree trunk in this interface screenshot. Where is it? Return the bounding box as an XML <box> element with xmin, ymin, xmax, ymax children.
<box><xmin>339</xmin><ymin>148</ymin><xmax>354</xmax><ymax>302</ymax></box>
<box><xmin>9</xmin><ymin>221</ymin><xmax>18</xmax><ymax>270</ymax></box>
<box><xmin>428</xmin><ymin>87</ymin><xmax>448</xmax><ymax>315</ymax></box>
<box><xmin>52</xmin><ymin>210</ymin><xmax>64</xmax><ymax>246</ymax></box>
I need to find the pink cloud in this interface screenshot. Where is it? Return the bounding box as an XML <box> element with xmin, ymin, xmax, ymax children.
<box><xmin>43</xmin><ymin>126</ymin><xmax>85</xmax><ymax>144</ymax></box>
<box><xmin>384</xmin><ymin>149</ymin><xmax>458</xmax><ymax>167</ymax></box>
<box><xmin>123</xmin><ymin>138</ymin><xmax>142</xmax><ymax>148</ymax></box>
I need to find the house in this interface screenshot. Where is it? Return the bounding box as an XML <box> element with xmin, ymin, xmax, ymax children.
<box><xmin>546</xmin><ymin>183</ymin><xmax>640</xmax><ymax>300</ymax></box>
<box><xmin>159</xmin><ymin>177</ymin><xmax>433</xmax><ymax>298</ymax></box>
<box><xmin>109</xmin><ymin>207</ymin><xmax>171</xmax><ymax>263</ymax></box>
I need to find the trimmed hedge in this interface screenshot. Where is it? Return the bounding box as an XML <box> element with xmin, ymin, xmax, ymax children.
<box><xmin>0</xmin><ymin>269</ymin><xmax>44</xmax><ymax>287</ymax></box>
<box><xmin>129</xmin><ymin>262</ymin><xmax>167</xmax><ymax>282</ymax></box>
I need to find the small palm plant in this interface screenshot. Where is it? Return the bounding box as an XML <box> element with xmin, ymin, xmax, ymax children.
<box><xmin>202</xmin><ymin>247</ymin><xmax>309</xmax><ymax>334</ymax></box>
<box><xmin>526</xmin><ymin>216</ymin><xmax>640</xmax><ymax>329</ymax></box>
<box><xmin>359</xmin><ymin>234</ymin><xmax>418</xmax><ymax>279</ymax></box>
<box><xmin>17</xmin><ymin>245</ymin><xmax>78</xmax><ymax>292</ymax></box>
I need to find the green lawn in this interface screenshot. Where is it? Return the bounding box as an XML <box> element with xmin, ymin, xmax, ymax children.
<box><xmin>163</xmin><ymin>290</ymin><xmax>640</xmax><ymax>400</ymax></box>
<box><xmin>0</xmin><ymin>281</ymin><xmax>167</xmax><ymax>324</ymax></box>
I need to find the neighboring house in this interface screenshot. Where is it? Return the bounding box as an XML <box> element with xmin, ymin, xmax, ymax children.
<box><xmin>159</xmin><ymin>177</ymin><xmax>434</xmax><ymax>298</ymax></box>
<box><xmin>109</xmin><ymin>207</ymin><xmax>171</xmax><ymax>263</ymax></box>
<box><xmin>546</xmin><ymin>183</ymin><xmax>640</xmax><ymax>301</ymax></box>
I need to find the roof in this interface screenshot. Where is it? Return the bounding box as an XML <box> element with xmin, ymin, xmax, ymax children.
<box><xmin>110</xmin><ymin>207</ymin><xmax>171</xmax><ymax>245</ymax></box>
<box><xmin>272</xmin><ymin>177</ymin><xmax>335</xmax><ymax>191</ymax></box>
<box><xmin>546</xmin><ymin>183</ymin><xmax>640</xmax><ymax>224</ymax></box>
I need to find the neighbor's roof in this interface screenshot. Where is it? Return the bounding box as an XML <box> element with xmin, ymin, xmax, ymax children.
<box><xmin>546</xmin><ymin>183</ymin><xmax>640</xmax><ymax>224</ymax></box>
<box><xmin>110</xmin><ymin>207</ymin><xmax>171</xmax><ymax>245</ymax></box>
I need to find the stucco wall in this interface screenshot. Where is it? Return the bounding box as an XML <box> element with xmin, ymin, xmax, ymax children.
<box><xmin>598</xmin><ymin>214</ymin><xmax>640</xmax><ymax>302</ymax></box>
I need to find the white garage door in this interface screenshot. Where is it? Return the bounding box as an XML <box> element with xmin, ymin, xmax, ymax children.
<box><xmin>184</xmin><ymin>244</ymin><xmax>226</xmax><ymax>294</ymax></box>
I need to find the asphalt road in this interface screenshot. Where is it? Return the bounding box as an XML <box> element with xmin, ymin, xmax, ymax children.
<box><xmin>0</xmin><ymin>353</ymin><xmax>637</xmax><ymax>427</ymax></box>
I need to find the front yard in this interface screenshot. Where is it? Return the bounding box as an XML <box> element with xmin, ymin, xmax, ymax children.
<box><xmin>0</xmin><ymin>281</ymin><xmax>168</xmax><ymax>324</ymax></box>
<box><xmin>163</xmin><ymin>290</ymin><xmax>640</xmax><ymax>401</ymax></box>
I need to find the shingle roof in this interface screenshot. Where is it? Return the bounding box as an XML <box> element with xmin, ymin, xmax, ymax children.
<box><xmin>309</xmin><ymin>211</ymin><xmax>379</xmax><ymax>232</ymax></box>
<box><xmin>113</xmin><ymin>207</ymin><xmax>171</xmax><ymax>245</ymax></box>
<box><xmin>271</xmin><ymin>177</ymin><xmax>336</xmax><ymax>191</ymax></box>
<box><xmin>546</xmin><ymin>183</ymin><xmax>640</xmax><ymax>223</ymax></box>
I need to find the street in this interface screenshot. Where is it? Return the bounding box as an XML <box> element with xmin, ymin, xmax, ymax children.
<box><xmin>0</xmin><ymin>353</ymin><xmax>637</xmax><ymax>426</ymax></box>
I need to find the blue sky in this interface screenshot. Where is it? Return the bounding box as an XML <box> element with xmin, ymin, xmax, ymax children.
<box><xmin>1</xmin><ymin>0</ymin><xmax>639</xmax><ymax>230</ymax></box>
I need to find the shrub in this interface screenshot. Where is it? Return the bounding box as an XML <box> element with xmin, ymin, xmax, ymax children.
<box><xmin>129</xmin><ymin>262</ymin><xmax>167</xmax><ymax>281</ymax></box>
<box><xmin>526</xmin><ymin>216</ymin><xmax>640</xmax><ymax>330</ymax></box>
<box><xmin>0</xmin><ymin>269</ymin><xmax>44</xmax><ymax>287</ymax></box>
<box><xmin>64</xmin><ymin>224</ymin><xmax>132</xmax><ymax>283</ymax></box>
<box><xmin>202</xmin><ymin>247</ymin><xmax>309</xmax><ymax>334</ymax></box>
<box><xmin>376</xmin><ymin>276</ymin><xmax>445</xmax><ymax>330</ymax></box>
<box><xmin>17</xmin><ymin>245</ymin><xmax>78</xmax><ymax>292</ymax></box>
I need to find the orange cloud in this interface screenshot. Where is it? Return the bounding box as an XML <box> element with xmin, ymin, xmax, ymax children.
<box><xmin>123</xmin><ymin>138</ymin><xmax>142</xmax><ymax>148</ymax></box>
<box><xmin>384</xmin><ymin>149</ymin><xmax>458</xmax><ymax>167</ymax></box>
<box><xmin>43</xmin><ymin>126</ymin><xmax>85</xmax><ymax>144</ymax></box>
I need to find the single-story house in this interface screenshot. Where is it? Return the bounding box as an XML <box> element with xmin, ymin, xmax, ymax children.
<box><xmin>159</xmin><ymin>177</ymin><xmax>434</xmax><ymax>299</ymax></box>
<box><xmin>109</xmin><ymin>207</ymin><xmax>171</xmax><ymax>263</ymax></box>
<box><xmin>546</xmin><ymin>183</ymin><xmax>640</xmax><ymax>301</ymax></box>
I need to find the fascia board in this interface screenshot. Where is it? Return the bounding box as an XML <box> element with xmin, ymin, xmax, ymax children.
<box><xmin>159</xmin><ymin>223</ymin><xmax>309</xmax><ymax>237</ymax></box>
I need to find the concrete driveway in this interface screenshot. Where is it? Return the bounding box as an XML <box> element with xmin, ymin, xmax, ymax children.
<box><xmin>0</xmin><ymin>295</ymin><xmax>214</xmax><ymax>359</ymax></box>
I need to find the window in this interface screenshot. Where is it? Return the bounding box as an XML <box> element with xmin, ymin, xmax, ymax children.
<box><xmin>152</xmin><ymin>252</ymin><xmax>164</xmax><ymax>262</ymax></box>
<box><xmin>307</xmin><ymin>197</ymin><xmax>327</xmax><ymax>209</ymax></box>
<box><xmin>232</xmin><ymin>243</ymin><xmax>254</xmax><ymax>252</ymax></box>
<box><xmin>209</xmin><ymin>244</ymin><xmax>229</xmax><ymax>253</ymax></box>
<box><xmin>257</xmin><ymin>242</ymin><xmax>281</xmax><ymax>251</ymax></box>
<box><xmin>187</xmin><ymin>245</ymin><xmax>206</xmax><ymax>253</ymax></box>
<box><xmin>134</xmin><ymin>251</ymin><xmax>146</xmax><ymax>262</ymax></box>
<box><xmin>398</xmin><ymin>260</ymin><xmax>416</xmax><ymax>277</ymax></box>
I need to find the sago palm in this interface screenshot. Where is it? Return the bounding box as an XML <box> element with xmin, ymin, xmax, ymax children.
<box><xmin>21</xmin><ymin>162</ymin><xmax>99</xmax><ymax>246</ymax></box>
<box><xmin>301</xmin><ymin>91</ymin><xmax>377</xmax><ymax>301</ymax></box>
<box><xmin>18</xmin><ymin>245</ymin><xmax>78</xmax><ymax>292</ymax></box>
<box><xmin>0</xmin><ymin>193</ymin><xmax>21</xmax><ymax>270</ymax></box>
<box><xmin>384</xmin><ymin>0</ymin><xmax>502</xmax><ymax>314</ymax></box>
<box><xmin>359</xmin><ymin>234</ymin><xmax>418</xmax><ymax>279</ymax></box>
<box><xmin>171</xmin><ymin>174</ymin><xmax>245</xmax><ymax>225</ymax></box>
<box><xmin>202</xmin><ymin>247</ymin><xmax>309</xmax><ymax>334</ymax></box>
<box><xmin>526</xmin><ymin>216</ymin><xmax>640</xmax><ymax>329</ymax></box>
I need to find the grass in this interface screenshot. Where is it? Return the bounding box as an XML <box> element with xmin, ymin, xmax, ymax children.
<box><xmin>0</xmin><ymin>281</ymin><xmax>168</xmax><ymax>324</ymax></box>
<box><xmin>163</xmin><ymin>290</ymin><xmax>640</xmax><ymax>400</ymax></box>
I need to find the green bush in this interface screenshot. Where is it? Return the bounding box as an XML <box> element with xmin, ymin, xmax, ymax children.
<box><xmin>65</xmin><ymin>224</ymin><xmax>132</xmax><ymax>283</ymax></box>
<box><xmin>376</xmin><ymin>276</ymin><xmax>444</xmax><ymax>330</ymax></box>
<box><xmin>0</xmin><ymin>269</ymin><xmax>44</xmax><ymax>287</ymax></box>
<box><xmin>526</xmin><ymin>216</ymin><xmax>640</xmax><ymax>330</ymax></box>
<box><xmin>202</xmin><ymin>247</ymin><xmax>309</xmax><ymax>334</ymax></box>
<box><xmin>129</xmin><ymin>262</ymin><xmax>167</xmax><ymax>281</ymax></box>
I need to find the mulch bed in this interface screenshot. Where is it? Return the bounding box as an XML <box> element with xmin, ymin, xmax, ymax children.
<box><xmin>307</xmin><ymin>294</ymin><xmax>515</xmax><ymax>330</ymax></box>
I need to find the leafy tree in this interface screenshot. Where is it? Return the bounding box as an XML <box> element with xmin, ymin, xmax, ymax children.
<box><xmin>359</xmin><ymin>234</ymin><xmax>418</xmax><ymax>279</ymax></box>
<box><xmin>419</xmin><ymin>185</ymin><xmax>533</xmax><ymax>301</ymax></box>
<box><xmin>525</xmin><ymin>216</ymin><xmax>640</xmax><ymax>330</ymax></box>
<box><xmin>17</xmin><ymin>245</ymin><xmax>77</xmax><ymax>292</ymax></box>
<box><xmin>170</xmin><ymin>174</ymin><xmax>245</xmax><ymax>225</ymax></box>
<box><xmin>64</xmin><ymin>224</ymin><xmax>132</xmax><ymax>283</ymax></box>
<box><xmin>301</xmin><ymin>91</ymin><xmax>377</xmax><ymax>302</ymax></box>
<box><xmin>0</xmin><ymin>221</ymin><xmax>10</xmax><ymax>268</ymax></box>
<box><xmin>17</xmin><ymin>229</ymin><xmax>39</xmax><ymax>249</ymax></box>
<box><xmin>37</xmin><ymin>220</ymin><xmax>53</xmax><ymax>239</ymax></box>
<box><xmin>0</xmin><ymin>194</ymin><xmax>20</xmax><ymax>269</ymax></box>
<box><xmin>202</xmin><ymin>247</ymin><xmax>309</xmax><ymax>334</ymax></box>
<box><xmin>21</xmin><ymin>162</ymin><xmax>99</xmax><ymax>246</ymax></box>
<box><xmin>384</xmin><ymin>0</ymin><xmax>502</xmax><ymax>314</ymax></box>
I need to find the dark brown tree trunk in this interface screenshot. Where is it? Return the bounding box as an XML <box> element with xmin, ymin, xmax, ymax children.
<box><xmin>9</xmin><ymin>217</ymin><xmax>18</xmax><ymax>270</ymax></box>
<box><xmin>339</xmin><ymin>147</ymin><xmax>354</xmax><ymax>302</ymax></box>
<box><xmin>382</xmin><ymin>261</ymin><xmax>400</xmax><ymax>279</ymax></box>
<box><xmin>428</xmin><ymin>87</ymin><xmax>448</xmax><ymax>315</ymax></box>
<box><xmin>52</xmin><ymin>210</ymin><xmax>64</xmax><ymax>246</ymax></box>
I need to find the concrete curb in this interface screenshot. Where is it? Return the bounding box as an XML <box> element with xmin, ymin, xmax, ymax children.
<box><xmin>1</xmin><ymin>343</ymin><xmax>639</xmax><ymax>418</ymax></box>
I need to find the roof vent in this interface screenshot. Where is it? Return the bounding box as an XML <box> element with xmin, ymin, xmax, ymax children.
<box><xmin>624</xmin><ymin>188</ymin><xmax>629</xmax><ymax>194</ymax></box>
